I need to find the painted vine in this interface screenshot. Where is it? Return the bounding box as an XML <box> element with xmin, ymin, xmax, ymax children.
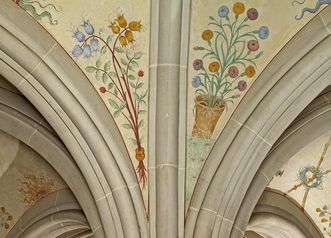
<box><xmin>71</xmin><ymin>14</ymin><xmax>148</xmax><ymax>189</ymax></box>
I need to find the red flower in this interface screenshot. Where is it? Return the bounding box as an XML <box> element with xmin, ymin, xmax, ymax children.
<box><xmin>138</xmin><ymin>70</ymin><xmax>144</xmax><ymax>77</ymax></box>
<box><xmin>99</xmin><ymin>87</ymin><xmax>106</xmax><ymax>93</ymax></box>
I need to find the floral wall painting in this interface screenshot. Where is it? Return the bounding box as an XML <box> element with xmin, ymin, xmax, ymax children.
<box><xmin>0</xmin><ymin>207</ymin><xmax>13</xmax><ymax>233</ymax></box>
<box><xmin>71</xmin><ymin>13</ymin><xmax>148</xmax><ymax>190</ymax></box>
<box><xmin>316</xmin><ymin>205</ymin><xmax>331</xmax><ymax>236</ymax></box>
<box><xmin>12</xmin><ymin>0</ymin><xmax>62</xmax><ymax>25</ymax></box>
<box><xmin>191</xmin><ymin>3</ymin><xmax>270</xmax><ymax>139</ymax></box>
<box><xmin>17</xmin><ymin>171</ymin><xmax>58</xmax><ymax>208</ymax></box>
<box><xmin>285</xmin><ymin>136</ymin><xmax>331</xmax><ymax>209</ymax></box>
<box><xmin>293</xmin><ymin>0</ymin><xmax>331</xmax><ymax>20</ymax></box>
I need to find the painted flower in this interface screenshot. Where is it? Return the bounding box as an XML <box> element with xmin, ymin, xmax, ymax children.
<box><xmin>218</xmin><ymin>5</ymin><xmax>229</xmax><ymax>18</ymax></box>
<box><xmin>129</xmin><ymin>21</ymin><xmax>142</xmax><ymax>32</ymax></box>
<box><xmin>90</xmin><ymin>38</ymin><xmax>99</xmax><ymax>52</ymax></box>
<box><xmin>259</xmin><ymin>26</ymin><xmax>270</xmax><ymax>40</ymax></box>
<box><xmin>117</xmin><ymin>14</ymin><xmax>127</xmax><ymax>28</ymax></box>
<box><xmin>193</xmin><ymin>59</ymin><xmax>203</xmax><ymax>70</ymax></box>
<box><xmin>245</xmin><ymin>65</ymin><xmax>255</xmax><ymax>78</ymax></box>
<box><xmin>99</xmin><ymin>86</ymin><xmax>106</xmax><ymax>93</ymax></box>
<box><xmin>119</xmin><ymin>35</ymin><xmax>127</xmax><ymax>47</ymax></box>
<box><xmin>228</xmin><ymin>66</ymin><xmax>239</xmax><ymax>78</ymax></box>
<box><xmin>138</xmin><ymin>70</ymin><xmax>144</xmax><ymax>77</ymax></box>
<box><xmin>247</xmin><ymin>8</ymin><xmax>258</xmax><ymax>20</ymax></box>
<box><xmin>73</xmin><ymin>29</ymin><xmax>85</xmax><ymax>42</ymax></box>
<box><xmin>109</xmin><ymin>22</ymin><xmax>120</xmax><ymax>34</ymax></box>
<box><xmin>125</xmin><ymin>30</ymin><xmax>135</xmax><ymax>43</ymax></box>
<box><xmin>192</xmin><ymin>75</ymin><xmax>201</xmax><ymax>88</ymax></box>
<box><xmin>238</xmin><ymin>80</ymin><xmax>247</xmax><ymax>91</ymax></box>
<box><xmin>247</xmin><ymin>40</ymin><xmax>259</xmax><ymax>51</ymax></box>
<box><xmin>233</xmin><ymin>2</ymin><xmax>245</xmax><ymax>15</ymax></box>
<box><xmin>202</xmin><ymin>29</ymin><xmax>213</xmax><ymax>41</ymax></box>
<box><xmin>83</xmin><ymin>44</ymin><xmax>92</xmax><ymax>58</ymax></box>
<box><xmin>208</xmin><ymin>61</ymin><xmax>220</xmax><ymax>73</ymax></box>
<box><xmin>82</xmin><ymin>20</ymin><xmax>94</xmax><ymax>35</ymax></box>
<box><xmin>71</xmin><ymin>45</ymin><xmax>83</xmax><ymax>58</ymax></box>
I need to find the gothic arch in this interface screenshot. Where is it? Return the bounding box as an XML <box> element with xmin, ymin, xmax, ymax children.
<box><xmin>0</xmin><ymin>1</ymin><xmax>148</xmax><ymax>237</ymax></box>
<box><xmin>186</xmin><ymin>7</ymin><xmax>331</xmax><ymax>238</ymax></box>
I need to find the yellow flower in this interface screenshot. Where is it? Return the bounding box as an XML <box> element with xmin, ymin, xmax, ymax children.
<box><xmin>125</xmin><ymin>30</ymin><xmax>135</xmax><ymax>43</ymax></box>
<box><xmin>117</xmin><ymin>14</ymin><xmax>127</xmax><ymax>28</ymax></box>
<box><xmin>316</xmin><ymin>208</ymin><xmax>321</xmax><ymax>212</ymax></box>
<box><xmin>208</xmin><ymin>61</ymin><xmax>220</xmax><ymax>73</ymax></box>
<box><xmin>109</xmin><ymin>22</ymin><xmax>120</xmax><ymax>34</ymax></box>
<box><xmin>202</xmin><ymin>29</ymin><xmax>213</xmax><ymax>41</ymax></box>
<box><xmin>129</xmin><ymin>21</ymin><xmax>142</xmax><ymax>32</ymax></box>
<box><xmin>245</xmin><ymin>65</ymin><xmax>255</xmax><ymax>78</ymax></box>
<box><xmin>321</xmin><ymin>218</ymin><xmax>328</xmax><ymax>223</ymax></box>
<box><xmin>119</xmin><ymin>36</ymin><xmax>127</xmax><ymax>47</ymax></box>
<box><xmin>233</xmin><ymin>2</ymin><xmax>245</xmax><ymax>15</ymax></box>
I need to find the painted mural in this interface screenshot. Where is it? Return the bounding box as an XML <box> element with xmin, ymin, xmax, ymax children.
<box><xmin>185</xmin><ymin>0</ymin><xmax>329</xmax><ymax>209</ymax></box>
<box><xmin>0</xmin><ymin>130</ymin><xmax>66</xmax><ymax>236</ymax></box>
<box><xmin>10</xmin><ymin>0</ymin><xmax>151</xmax><ymax>208</ymax></box>
<box><xmin>270</xmin><ymin>131</ymin><xmax>331</xmax><ymax>237</ymax></box>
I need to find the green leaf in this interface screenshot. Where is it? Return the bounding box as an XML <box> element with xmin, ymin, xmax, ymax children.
<box><xmin>129</xmin><ymin>82</ymin><xmax>136</xmax><ymax>88</ymax></box>
<box><xmin>108</xmin><ymin>98</ymin><xmax>119</xmax><ymax>109</ymax></box>
<box><xmin>128</xmin><ymin>65</ymin><xmax>135</xmax><ymax>71</ymax></box>
<box><xmin>126</xmin><ymin>50</ymin><xmax>133</xmax><ymax>60</ymax></box>
<box><xmin>96</xmin><ymin>59</ymin><xmax>102</xmax><ymax>68</ymax></box>
<box><xmin>136</xmin><ymin>82</ymin><xmax>144</xmax><ymax>89</ymax></box>
<box><xmin>109</xmin><ymin>72</ymin><xmax>117</xmax><ymax>78</ymax></box>
<box><xmin>85</xmin><ymin>66</ymin><xmax>96</xmax><ymax>73</ymax></box>
<box><xmin>138</xmin><ymin>120</ymin><xmax>144</xmax><ymax>128</ymax></box>
<box><xmin>101</xmin><ymin>45</ymin><xmax>107</xmax><ymax>54</ymax></box>
<box><xmin>95</xmin><ymin>70</ymin><xmax>102</xmax><ymax>80</ymax></box>
<box><xmin>122</xmin><ymin>123</ymin><xmax>132</xmax><ymax>129</ymax></box>
<box><xmin>138</xmin><ymin>109</ymin><xmax>147</xmax><ymax>115</ymax></box>
<box><xmin>140</xmin><ymin>90</ymin><xmax>148</xmax><ymax>99</ymax></box>
<box><xmin>102</xmin><ymin>73</ymin><xmax>108</xmax><ymax>83</ymax></box>
<box><xmin>114</xmin><ymin>88</ymin><xmax>118</xmax><ymax>96</ymax></box>
<box><xmin>131</xmin><ymin>60</ymin><xmax>139</xmax><ymax>68</ymax></box>
<box><xmin>107</xmin><ymin>35</ymin><xmax>113</xmax><ymax>44</ymax></box>
<box><xmin>108</xmin><ymin>82</ymin><xmax>114</xmax><ymax>90</ymax></box>
<box><xmin>115</xmin><ymin>47</ymin><xmax>124</xmax><ymax>53</ymax></box>
<box><xmin>120</xmin><ymin>68</ymin><xmax>126</xmax><ymax>74</ymax></box>
<box><xmin>134</xmin><ymin>52</ymin><xmax>144</xmax><ymax>60</ymax></box>
<box><xmin>119</xmin><ymin>101</ymin><xmax>126</xmax><ymax>110</ymax></box>
<box><xmin>128</xmin><ymin>75</ymin><xmax>136</xmax><ymax>80</ymax></box>
<box><xmin>129</xmin><ymin>138</ymin><xmax>137</xmax><ymax>145</ymax></box>
<box><xmin>104</xmin><ymin>61</ymin><xmax>112</xmax><ymax>71</ymax></box>
<box><xmin>113</xmin><ymin>110</ymin><xmax>121</xmax><ymax>118</ymax></box>
<box><xmin>133</xmin><ymin>92</ymin><xmax>139</xmax><ymax>101</ymax></box>
<box><xmin>120</xmin><ymin>58</ymin><xmax>128</xmax><ymax>65</ymax></box>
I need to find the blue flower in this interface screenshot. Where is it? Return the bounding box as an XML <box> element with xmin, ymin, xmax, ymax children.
<box><xmin>73</xmin><ymin>29</ymin><xmax>85</xmax><ymax>42</ymax></box>
<box><xmin>218</xmin><ymin>6</ymin><xmax>229</xmax><ymax>18</ymax></box>
<box><xmin>192</xmin><ymin>76</ymin><xmax>201</xmax><ymax>88</ymax></box>
<box><xmin>82</xmin><ymin>20</ymin><xmax>94</xmax><ymax>35</ymax></box>
<box><xmin>83</xmin><ymin>44</ymin><xmax>92</xmax><ymax>58</ymax></box>
<box><xmin>90</xmin><ymin>38</ymin><xmax>99</xmax><ymax>52</ymax></box>
<box><xmin>71</xmin><ymin>45</ymin><xmax>83</xmax><ymax>58</ymax></box>
<box><xmin>258</xmin><ymin>26</ymin><xmax>269</xmax><ymax>40</ymax></box>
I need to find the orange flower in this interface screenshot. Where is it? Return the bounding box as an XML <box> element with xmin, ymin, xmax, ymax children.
<box><xmin>117</xmin><ymin>15</ymin><xmax>127</xmax><ymax>28</ymax></box>
<box><xmin>129</xmin><ymin>21</ymin><xmax>142</xmax><ymax>32</ymax></box>
<box><xmin>245</xmin><ymin>65</ymin><xmax>255</xmax><ymax>78</ymax></box>
<box><xmin>119</xmin><ymin>36</ymin><xmax>127</xmax><ymax>47</ymax></box>
<box><xmin>208</xmin><ymin>61</ymin><xmax>220</xmax><ymax>73</ymax></box>
<box><xmin>202</xmin><ymin>29</ymin><xmax>213</xmax><ymax>41</ymax></box>
<box><xmin>125</xmin><ymin>30</ymin><xmax>135</xmax><ymax>43</ymax></box>
<box><xmin>109</xmin><ymin>22</ymin><xmax>120</xmax><ymax>34</ymax></box>
<box><xmin>233</xmin><ymin>2</ymin><xmax>245</xmax><ymax>15</ymax></box>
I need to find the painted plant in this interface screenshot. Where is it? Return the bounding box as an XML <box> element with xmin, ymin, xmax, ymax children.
<box><xmin>191</xmin><ymin>2</ymin><xmax>270</xmax><ymax>138</ymax></box>
<box><xmin>0</xmin><ymin>207</ymin><xmax>13</xmax><ymax>231</ymax></box>
<box><xmin>17</xmin><ymin>171</ymin><xmax>57</xmax><ymax>207</ymax></box>
<box><xmin>292</xmin><ymin>0</ymin><xmax>331</xmax><ymax>20</ymax></box>
<box><xmin>285</xmin><ymin>136</ymin><xmax>331</xmax><ymax>209</ymax></box>
<box><xmin>71</xmin><ymin>14</ymin><xmax>148</xmax><ymax>188</ymax></box>
<box><xmin>12</xmin><ymin>0</ymin><xmax>62</xmax><ymax>25</ymax></box>
<box><xmin>316</xmin><ymin>205</ymin><xmax>331</xmax><ymax>236</ymax></box>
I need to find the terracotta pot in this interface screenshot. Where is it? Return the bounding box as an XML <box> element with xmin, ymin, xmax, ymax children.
<box><xmin>192</xmin><ymin>96</ymin><xmax>224</xmax><ymax>138</ymax></box>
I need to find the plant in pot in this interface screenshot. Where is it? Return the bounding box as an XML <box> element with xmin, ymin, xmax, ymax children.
<box><xmin>191</xmin><ymin>2</ymin><xmax>270</xmax><ymax>139</ymax></box>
